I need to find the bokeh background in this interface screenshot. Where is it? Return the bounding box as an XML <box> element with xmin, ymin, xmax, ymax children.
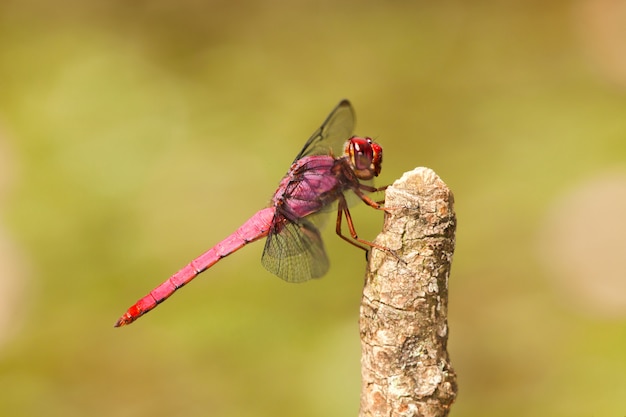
<box><xmin>1</xmin><ymin>1</ymin><xmax>625</xmax><ymax>416</ymax></box>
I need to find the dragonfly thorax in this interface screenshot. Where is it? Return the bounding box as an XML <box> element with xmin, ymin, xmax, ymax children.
<box><xmin>344</xmin><ymin>136</ymin><xmax>383</xmax><ymax>180</ymax></box>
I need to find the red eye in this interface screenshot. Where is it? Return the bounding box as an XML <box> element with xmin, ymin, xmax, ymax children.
<box><xmin>352</xmin><ymin>139</ymin><xmax>373</xmax><ymax>170</ymax></box>
<box><xmin>370</xmin><ymin>142</ymin><xmax>383</xmax><ymax>176</ymax></box>
<box><xmin>345</xmin><ymin>137</ymin><xmax>383</xmax><ymax>180</ymax></box>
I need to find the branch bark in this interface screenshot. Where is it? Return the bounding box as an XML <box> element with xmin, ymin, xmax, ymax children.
<box><xmin>359</xmin><ymin>167</ymin><xmax>457</xmax><ymax>417</ymax></box>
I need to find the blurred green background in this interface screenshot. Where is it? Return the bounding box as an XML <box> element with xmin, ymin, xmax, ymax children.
<box><xmin>1</xmin><ymin>1</ymin><xmax>625</xmax><ymax>416</ymax></box>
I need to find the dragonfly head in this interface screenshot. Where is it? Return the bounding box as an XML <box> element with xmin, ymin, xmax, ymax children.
<box><xmin>345</xmin><ymin>136</ymin><xmax>383</xmax><ymax>180</ymax></box>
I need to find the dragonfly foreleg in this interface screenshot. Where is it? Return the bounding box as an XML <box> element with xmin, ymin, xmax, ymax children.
<box><xmin>358</xmin><ymin>183</ymin><xmax>388</xmax><ymax>193</ymax></box>
<box><xmin>335</xmin><ymin>195</ymin><xmax>389</xmax><ymax>253</ymax></box>
<box><xmin>352</xmin><ymin>185</ymin><xmax>400</xmax><ymax>214</ymax></box>
<box><xmin>357</xmin><ymin>183</ymin><xmax>388</xmax><ymax>205</ymax></box>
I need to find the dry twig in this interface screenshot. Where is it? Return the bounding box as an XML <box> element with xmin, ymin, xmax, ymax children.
<box><xmin>359</xmin><ymin>167</ymin><xmax>457</xmax><ymax>417</ymax></box>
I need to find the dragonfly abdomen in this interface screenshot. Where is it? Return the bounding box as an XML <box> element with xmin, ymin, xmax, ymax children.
<box><xmin>115</xmin><ymin>207</ymin><xmax>275</xmax><ymax>327</ymax></box>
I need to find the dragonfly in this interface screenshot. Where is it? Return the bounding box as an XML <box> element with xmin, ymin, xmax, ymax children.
<box><xmin>115</xmin><ymin>99</ymin><xmax>388</xmax><ymax>327</ymax></box>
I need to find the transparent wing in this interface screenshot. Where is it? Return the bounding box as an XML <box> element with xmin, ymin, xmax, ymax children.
<box><xmin>261</xmin><ymin>215</ymin><xmax>329</xmax><ymax>283</ymax></box>
<box><xmin>294</xmin><ymin>99</ymin><xmax>355</xmax><ymax>161</ymax></box>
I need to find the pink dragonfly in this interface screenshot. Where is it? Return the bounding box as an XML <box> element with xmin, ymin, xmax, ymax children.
<box><xmin>115</xmin><ymin>100</ymin><xmax>387</xmax><ymax>327</ymax></box>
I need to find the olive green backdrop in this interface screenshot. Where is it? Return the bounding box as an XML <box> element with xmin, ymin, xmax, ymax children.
<box><xmin>1</xmin><ymin>1</ymin><xmax>625</xmax><ymax>416</ymax></box>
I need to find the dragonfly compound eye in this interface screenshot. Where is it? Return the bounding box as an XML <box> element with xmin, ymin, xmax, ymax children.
<box><xmin>346</xmin><ymin>137</ymin><xmax>383</xmax><ymax>180</ymax></box>
<box><xmin>370</xmin><ymin>141</ymin><xmax>383</xmax><ymax>177</ymax></box>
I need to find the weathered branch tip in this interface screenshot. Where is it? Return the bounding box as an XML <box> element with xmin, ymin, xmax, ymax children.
<box><xmin>359</xmin><ymin>167</ymin><xmax>457</xmax><ymax>417</ymax></box>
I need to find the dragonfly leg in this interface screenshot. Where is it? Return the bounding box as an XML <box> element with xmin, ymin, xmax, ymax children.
<box><xmin>358</xmin><ymin>183</ymin><xmax>388</xmax><ymax>205</ymax></box>
<box><xmin>335</xmin><ymin>195</ymin><xmax>390</xmax><ymax>253</ymax></box>
<box><xmin>352</xmin><ymin>186</ymin><xmax>400</xmax><ymax>214</ymax></box>
<box><xmin>358</xmin><ymin>183</ymin><xmax>388</xmax><ymax>193</ymax></box>
<box><xmin>355</xmin><ymin>184</ymin><xmax>408</xmax><ymax>213</ymax></box>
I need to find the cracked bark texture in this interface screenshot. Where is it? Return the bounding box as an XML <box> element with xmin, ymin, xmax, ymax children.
<box><xmin>359</xmin><ymin>167</ymin><xmax>457</xmax><ymax>417</ymax></box>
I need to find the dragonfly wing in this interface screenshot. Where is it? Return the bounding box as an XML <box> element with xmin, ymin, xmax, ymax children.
<box><xmin>261</xmin><ymin>216</ymin><xmax>329</xmax><ymax>283</ymax></box>
<box><xmin>294</xmin><ymin>100</ymin><xmax>355</xmax><ymax>161</ymax></box>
